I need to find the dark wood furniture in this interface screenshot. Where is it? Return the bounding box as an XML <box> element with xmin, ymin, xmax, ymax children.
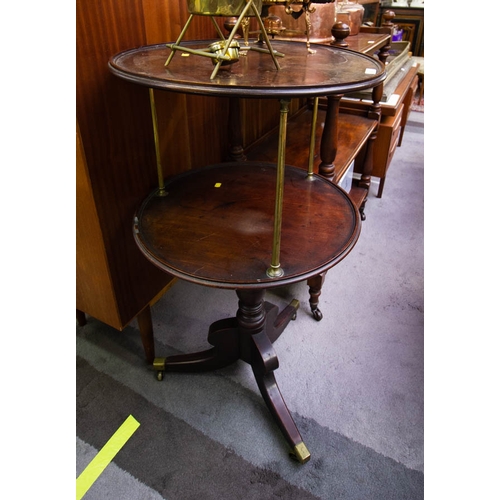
<box><xmin>245</xmin><ymin>33</ymin><xmax>389</xmax><ymax>219</ymax></box>
<box><xmin>262</xmin><ymin>7</ymin><xmax>419</xmax><ymax>198</ymax></box>
<box><xmin>246</xmin><ymin>18</ymin><xmax>419</xmax><ymax>200</ymax></box>
<box><xmin>259</xmin><ymin>6</ymin><xmax>393</xmax><ymax>199</ymax></box>
<box><xmin>75</xmin><ymin>0</ymin><xmax>385</xmax><ymax>364</ymax></box>
<box><xmin>339</xmin><ymin>15</ymin><xmax>420</xmax><ymax>197</ymax></box>
<box><xmin>352</xmin><ymin>15</ymin><xmax>419</xmax><ymax>197</ymax></box>
<box><xmin>245</xmin><ymin>90</ymin><xmax>382</xmax><ymax>216</ymax></box>
<box><xmin>109</xmin><ymin>39</ymin><xmax>384</xmax><ymax>461</ymax></box>
<box><xmin>110</xmin><ymin>39</ymin><xmax>385</xmax><ymax>223</ymax></box>
<box><xmin>345</xmin><ymin>58</ymin><xmax>419</xmax><ymax>197</ymax></box>
<box><xmin>334</xmin><ymin>29</ymin><xmax>392</xmax><ymax>62</ymax></box>
<box><xmin>378</xmin><ymin>5</ymin><xmax>424</xmax><ymax>56</ymax></box>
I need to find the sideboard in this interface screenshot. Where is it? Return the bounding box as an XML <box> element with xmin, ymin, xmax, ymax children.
<box><xmin>244</xmin><ymin>18</ymin><xmax>419</xmax><ymax>200</ymax></box>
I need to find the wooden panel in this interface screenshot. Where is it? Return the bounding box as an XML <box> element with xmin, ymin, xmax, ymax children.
<box><xmin>76</xmin><ymin>0</ymin><xmax>173</xmax><ymax>327</ymax></box>
<box><xmin>241</xmin><ymin>98</ymin><xmax>304</xmax><ymax>150</ymax></box>
<box><xmin>76</xmin><ymin>121</ymin><xmax>121</xmax><ymax>328</ymax></box>
<box><xmin>143</xmin><ymin>0</ymin><xmax>228</xmax><ymax>45</ymax></box>
<box><xmin>187</xmin><ymin>94</ymin><xmax>231</xmax><ymax>167</ymax></box>
<box><xmin>371</xmin><ymin>102</ymin><xmax>403</xmax><ymax>178</ymax></box>
<box><xmin>399</xmin><ymin>72</ymin><xmax>419</xmax><ymax>140</ymax></box>
<box><xmin>153</xmin><ymin>89</ymin><xmax>193</xmax><ymax>178</ymax></box>
<box><xmin>142</xmin><ymin>0</ymin><xmax>185</xmax><ymax>43</ymax></box>
<box><xmin>241</xmin><ymin>98</ymin><xmax>281</xmax><ymax>148</ymax></box>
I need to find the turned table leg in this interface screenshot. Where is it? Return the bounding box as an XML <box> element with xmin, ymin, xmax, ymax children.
<box><xmin>227</xmin><ymin>97</ymin><xmax>247</xmax><ymax>162</ymax></box>
<box><xmin>318</xmin><ymin>95</ymin><xmax>342</xmax><ymax>182</ymax></box>
<box><xmin>136</xmin><ymin>305</ymin><xmax>157</xmax><ymax>365</ymax></box>
<box><xmin>307</xmin><ymin>272</ymin><xmax>327</xmax><ymax>321</ymax></box>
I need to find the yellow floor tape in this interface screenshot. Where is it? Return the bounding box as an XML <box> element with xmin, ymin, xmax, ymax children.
<box><xmin>76</xmin><ymin>414</ymin><xmax>140</xmax><ymax>500</ymax></box>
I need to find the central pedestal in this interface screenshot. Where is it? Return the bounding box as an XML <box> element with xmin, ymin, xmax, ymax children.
<box><xmin>153</xmin><ymin>289</ymin><xmax>310</xmax><ymax>463</ymax></box>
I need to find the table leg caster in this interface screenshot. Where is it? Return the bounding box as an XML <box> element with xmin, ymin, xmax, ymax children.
<box><xmin>153</xmin><ymin>357</ymin><xmax>166</xmax><ymax>381</ymax></box>
<box><xmin>359</xmin><ymin>205</ymin><xmax>366</xmax><ymax>221</ymax></box>
<box><xmin>307</xmin><ymin>273</ymin><xmax>326</xmax><ymax>321</ymax></box>
<box><xmin>289</xmin><ymin>442</ymin><xmax>311</xmax><ymax>464</ymax></box>
<box><xmin>311</xmin><ymin>307</ymin><xmax>323</xmax><ymax>321</ymax></box>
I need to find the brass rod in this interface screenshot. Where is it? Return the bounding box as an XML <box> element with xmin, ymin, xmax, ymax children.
<box><xmin>249</xmin><ymin>46</ymin><xmax>285</xmax><ymax>57</ymax></box>
<box><xmin>167</xmin><ymin>44</ymin><xmax>233</xmax><ymax>60</ymax></box>
<box><xmin>267</xmin><ymin>98</ymin><xmax>290</xmax><ymax>278</ymax></box>
<box><xmin>165</xmin><ymin>14</ymin><xmax>194</xmax><ymax>67</ymax></box>
<box><xmin>307</xmin><ymin>97</ymin><xmax>319</xmax><ymax>179</ymax></box>
<box><xmin>210</xmin><ymin>0</ymin><xmax>255</xmax><ymax>79</ymax></box>
<box><xmin>148</xmin><ymin>88</ymin><xmax>167</xmax><ymax>196</ymax></box>
<box><xmin>251</xmin><ymin>1</ymin><xmax>281</xmax><ymax>71</ymax></box>
<box><xmin>210</xmin><ymin>61</ymin><xmax>222</xmax><ymax>80</ymax></box>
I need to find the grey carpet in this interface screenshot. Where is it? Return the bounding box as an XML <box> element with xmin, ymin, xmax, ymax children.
<box><xmin>76</xmin><ymin>110</ymin><xmax>424</xmax><ymax>499</ymax></box>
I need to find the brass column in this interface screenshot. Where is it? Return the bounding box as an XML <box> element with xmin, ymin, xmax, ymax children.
<box><xmin>267</xmin><ymin>98</ymin><xmax>290</xmax><ymax>278</ymax></box>
<box><xmin>148</xmin><ymin>88</ymin><xmax>167</xmax><ymax>197</ymax></box>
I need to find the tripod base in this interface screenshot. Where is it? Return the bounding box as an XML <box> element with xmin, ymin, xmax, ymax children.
<box><xmin>153</xmin><ymin>290</ymin><xmax>310</xmax><ymax>463</ymax></box>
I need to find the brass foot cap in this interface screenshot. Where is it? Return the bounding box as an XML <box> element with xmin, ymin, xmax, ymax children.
<box><xmin>153</xmin><ymin>357</ymin><xmax>166</xmax><ymax>371</ymax></box>
<box><xmin>290</xmin><ymin>442</ymin><xmax>311</xmax><ymax>464</ymax></box>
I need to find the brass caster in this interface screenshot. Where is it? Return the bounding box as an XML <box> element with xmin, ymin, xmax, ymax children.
<box><xmin>289</xmin><ymin>442</ymin><xmax>311</xmax><ymax>464</ymax></box>
<box><xmin>153</xmin><ymin>357</ymin><xmax>166</xmax><ymax>382</ymax></box>
<box><xmin>291</xmin><ymin>299</ymin><xmax>300</xmax><ymax>320</ymax></box>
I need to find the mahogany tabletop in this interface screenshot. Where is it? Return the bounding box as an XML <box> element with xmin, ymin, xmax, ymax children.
<box><xmin>344</xmin><ymin>32</ymin><xmax>391</xmax><ymax>55</ymax></box>
<box><xmin>133</xmin><ymin>162</ymin><xmax>361</xmax><ymax>289</ymax></box>
<box><xmin>109</xmin><ymin>39</ymin><xmax>386</xmax><ymax>98</ymax></box>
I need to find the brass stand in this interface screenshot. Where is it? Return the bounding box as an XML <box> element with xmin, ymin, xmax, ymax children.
<box><xmin>165</xmin><ymin>0</ymin><xmax>282</xmax><ymax>79</ymax></box>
